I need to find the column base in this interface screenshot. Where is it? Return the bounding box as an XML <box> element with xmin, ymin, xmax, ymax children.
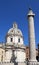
<box><xmin>28</xmin><ymin>60</ymin><xmax>37</xmax><ymax>65</ymax></box>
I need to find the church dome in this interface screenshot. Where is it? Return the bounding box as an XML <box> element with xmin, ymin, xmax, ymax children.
<box><xmin>6</xmin><ymin>22</ymin><xmax>24</xmax><ymax>46</ymax></box>
<box><xmin>7</xmin><ymin>22</ymin><xmax>23</xmax><ymax>37</ymax></box>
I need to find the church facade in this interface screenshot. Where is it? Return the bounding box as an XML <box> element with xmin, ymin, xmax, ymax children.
<box><xmin>0</xmin><ymin>23</ymin><xmax>26</xmax><ymax>63</ymax></box>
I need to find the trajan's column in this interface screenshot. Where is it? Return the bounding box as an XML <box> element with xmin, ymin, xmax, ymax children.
<box><xmin>27</xmin><ymin>8</ymin><xmax>37</xmax><ymax>62</ymax></box>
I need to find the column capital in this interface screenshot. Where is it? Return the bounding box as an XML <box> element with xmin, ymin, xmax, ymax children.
<box><xmin>27</xmin><ymin>8</ymin><xmax>35</xmax><ymax>17</ymax></box>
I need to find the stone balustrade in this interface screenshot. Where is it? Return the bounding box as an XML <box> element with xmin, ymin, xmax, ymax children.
<box><xmin>0</xmin><ymin>62</ymin><xmax>14</xmax><ymax>65</ymax></box>
<box><xmin>0</xmin><ymin>62</ymin><xmax>26</xmax><ymax>65</ymax></box>
<box><xmin>0</xmin><ymin>62</ymin><xmax>39</xmax><ymax>65</ymax></box>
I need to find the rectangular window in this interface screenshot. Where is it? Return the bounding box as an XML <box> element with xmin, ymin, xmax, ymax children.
<box><xmin>18</xmin><ymin>38</ymin><xmax>20</xmax><ymax>42</ymax></box>
<box><xmin>11</xmin><ymin>38</ymin><xmax>13</xmax><ymax>42</ymax></box>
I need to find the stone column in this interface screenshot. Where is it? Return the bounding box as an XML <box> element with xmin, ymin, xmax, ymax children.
<box><xmin>27</xmin><ymin>8</ymin><xmax>36</xmax><ymax>61</ymax></box>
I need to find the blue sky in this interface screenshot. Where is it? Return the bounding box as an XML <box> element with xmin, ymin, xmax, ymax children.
<box><xmin>0</xmin><ymin>0</ymin><xmax>39</xmax><ymax>47</ymax></box>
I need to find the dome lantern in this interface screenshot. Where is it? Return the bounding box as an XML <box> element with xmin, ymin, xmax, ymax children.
<box><xmin>13</xmin><ymin>22</ymin><xmax>18</xmax><ymax>29</ymax></box>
